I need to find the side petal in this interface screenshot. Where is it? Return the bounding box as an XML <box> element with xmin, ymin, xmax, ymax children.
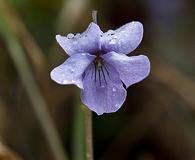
<box><xmin>101</xmin><ymin>21</ymin><xmax>143</xmax><ymax>54</ymax></box>
<box><xmin>103</xmin><ymin>52</ymin><xmax>150</xmax><ymax>88</ymax></box>
<box><xmin>50</xmin><ymin>53</ymin><xmax>95</xmax><ymax>88</ymax></box>
<box><xmin>56</xmin><ymin>22</ymin><xmax>102</xmax><ymax>56</ymax></box>
<box><xmin>81</xmin><ymin>63</ymin><xmax>127</xmax><ymax>115</ymax></box>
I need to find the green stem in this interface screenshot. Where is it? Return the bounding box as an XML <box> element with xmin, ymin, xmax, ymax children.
<box><xmin>83</xmin><ymin>107</ymin><xmax>93</xmax><ymax>160</ymax></box>
<box><xmin>0</xmin><ymin>15</ymin><xmax>68</xmax><ymax>160</ymax></box>
<box><xmin>79</xmin><ymin>10</ymin><xmax>97</xmax><ymax>160</ymax></box>
<box><xmin>92</xmin><ymin>10</ymin><xmax>98</xmax><ymax>24</ymax></box>
<box><xmin>72</xmin><ymin>95</ymin><xmax>85</xmax><ymax>160</ymax></box>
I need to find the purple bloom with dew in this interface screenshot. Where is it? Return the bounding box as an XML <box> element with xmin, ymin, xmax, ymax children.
<box><xmin>50</xmin><ymin>20</ymin><xmax>150</xmax><ymax>115</ymax></box>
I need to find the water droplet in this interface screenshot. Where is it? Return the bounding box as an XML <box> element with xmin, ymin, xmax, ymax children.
<box><xmin>63</xmin><ymin>80</ymin><xmax>68</xmax><ymax>84</ymax></box>
<box><xmin>109</xmin><ymin>39</ymin><xmax>116</xmax><ymax>45</ymax></box>
<box><xmin>67</xmin><ymin>33</ymin><xmax>74</xmax><ymax>39</ymax></box>
<box><xmin>73</xmin><ymin>41</ymin><xmax>78</xmax><ymax>45</ymax></box>
<box><xmin>70</xmin><ymin>69</ymin><xmax>74</xmax><ymax>73</ymax></box>
<box><xmin>81</xmin><ymin>53</ymin><xmax>86</xmax><ymax>56</ymax></box>
<box><xmin>71</xmin><ymin>80</ymin><xmax>76</xmax><ymax>83</ymax></box>
<box><xmin>112</xmin><ymin>87</ymin><xmax>116</xmax><ymax>92</ymax></box>
<box><xmin>115</xmin><ymin>104</ymin><xmax>119</xmax><ymax>107</ymax></box>
<box><xmin>101</xmin><ymin>85</ymin><xmax>105</xmax><ymax>88</ymax></box>
<box><xmin>107</xmin><ymin>30</ymin><xmax>114</xmax><ymax>35</ymax></box>
<box><xmin>75</xmin><ymin>33</ymin><xmax>80</xmax><ymax>38</ymax></box>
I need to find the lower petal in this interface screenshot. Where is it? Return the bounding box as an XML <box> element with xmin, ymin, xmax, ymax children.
<box><xmin>50</xmin><ymin>53</ymin><xmax>95</xmax><ymax>88</ymax></box>
<box><xmin>103</xmin><ymin>52</ymin><xmax>150</xmax><ymax>88</ymax></box>
<box><xmin>81</xmin><ymin>63</ymin><xmax>127</xmax><ymax>115</ymax></box>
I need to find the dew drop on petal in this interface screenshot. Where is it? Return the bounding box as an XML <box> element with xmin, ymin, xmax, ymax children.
<box><xmin>67</xmin><ymin>33</ymin><xmax>74</xmax><ymax>39</ymax></box>
<box><xmin>115</xmin><ymin>104</ymin><xmax>119</xmax><ymax>108</ymax></box>
<box><xmin>112</xmin><ymin>87</ymin><xmax>116</xmax><ymax>92</ymax></box>
<box><xmin>71</xmin><ymin>80</ymin><xmax>76</xmax><ymax>83</ymax></box>
<box><xmin>81</xmin><ymin>53</ymin><xmax>86</xmax><ymax>56</ymax></box>
<box><xmin>63</xmin><ymin>80</ymin><xmax>68</xmax><ymax>84</ymax></box>
<box><xmin>107</xmin><ymin>30</ymin><xmax>114</xmax><ymax>35</ymax></box>
<box><xmin>75</xmin><ymin>33</ymin><xmax>81</xmax><ymax>38</ymax></box>
<box><xmin>73</xmin><ymin>41</ymin><xmax>78</xmax><ymax>45</ymax></box>
<box><xmin>132</xmin><ymin>21</ymin><xmax>135</xmax><ymax>25</ymax></box>
<box><xmin>113</xmin><ymin>35</ymin><xmax>118</xmax><ymax>39</ymax></box>
<box><xmin>109</xmin><ymin>39</ymin><xmax>116</xmax><ymax>45</ymax></box>
<box><xmin>70</xmin><ymin>69</ymin><xmax>75</xmax><ymax>73</ymax></box>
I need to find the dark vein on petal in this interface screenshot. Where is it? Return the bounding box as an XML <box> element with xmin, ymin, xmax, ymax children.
<box><xmin>98</xmin><ymin>69</ymin><xmax>102</xmax><ymax>86</ymax></box>
<box><xmin>94</xmin><ymin>63</ymin><xmax>97</xmax><ymax>83</ymax></box>
<box><xmin>101</xmin><ymin>66</ymin><xmax>107</xmax><ymax>84</ymax></box>
<box><xmin>104</xmin><ymin>65</ymin><xmax>109</xmax><ymax>76</ymax></box>
<box><xmin>103</xmin><ymin>65</ymin><xmax>111</xmax><ymax>80</ymax></box>
<box><xmin>91</xmin><ymin>63</ymin><xmax>95</xmax><ymax>80</ymax></box>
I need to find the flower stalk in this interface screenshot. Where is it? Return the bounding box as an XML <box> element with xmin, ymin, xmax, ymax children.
<box><xmin>82</xmin><ymin>11</ymin><xmax>98</xmax><ymax>160</ymax></box>
<box><xmin>83</xmin><ymin>106</ymin><xmax>93</xmax><ymax>160</ymax></box>
<box><xmin>92</xmin><ymin>10</ymin><xmax>98</xmax><ymax>24</ymax></box>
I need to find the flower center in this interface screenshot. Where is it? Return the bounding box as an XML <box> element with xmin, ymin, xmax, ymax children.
<box><xmin>89</xmin><ymin>53</ymin><xmax>110</xmax><ymax>87</ymax></box>
<box><xmin>94</xmin><ymin>53</ymin><xmax>103</xmax><ymax>68</ymax></box>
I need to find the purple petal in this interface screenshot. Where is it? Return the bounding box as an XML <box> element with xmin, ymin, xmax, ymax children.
<box><xmin>50</xmin><ymin>53</ymin><xmax>95</xmax><ymax>88</ymax></box>
<box><xmin>103</xmin><ymin>52</ymin><xmax>150</xmax><ymax>88</ymax></box>
<box><xmin>56</xmin><ymin>22</ymin><xmax>102</xmax><ymax>56</ymax></box>
<box><xmin>101</xmin><ymin>21</ymin><xmax>143</xmax><ymax>54</ymax></box>
<box><xmin>81</xmin><ymin>63</ymin><xmax>127</xmax><ymax>115</ymax></box>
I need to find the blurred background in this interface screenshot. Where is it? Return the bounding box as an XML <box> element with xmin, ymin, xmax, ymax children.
<box><xmin>0</xmin><ymin>0</ymin><xmax>195</xmax><ymax>160</ymax></box>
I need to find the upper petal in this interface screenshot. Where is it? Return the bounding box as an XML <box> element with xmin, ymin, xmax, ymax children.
<box><xmin>101</xmin><ymin>21</ymin><xmax>143</xmax><ymax>54</ymax></box>
<box><xmin>56</xmin><ymin>22</ymin><xmax>102</xmax><ymax>56</ymax></box>
<box><xmin>50</xmin><ymin>53</ymin><xmax>95</xmax><ymax>88</ymax></box>
<box><xmin>81</xmin><ymin>62</ymin><xmax>127</xmax><ymax>115</ymax></box>
<box><xmin>103</xmin><ymin>52</ymin><xmax>150</xmax><ymax>88</ymax></box>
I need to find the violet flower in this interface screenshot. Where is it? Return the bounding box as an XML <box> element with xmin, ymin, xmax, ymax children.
<box><xmin>50</xmin><ymin>21</ymin><xmax>150</xmax><ymax>115</ymax></box>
